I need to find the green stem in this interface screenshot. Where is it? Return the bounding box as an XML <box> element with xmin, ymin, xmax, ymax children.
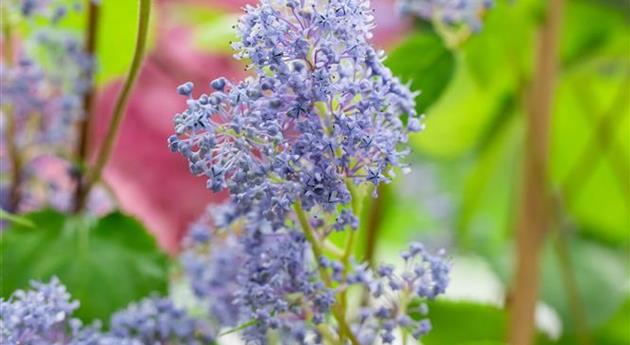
<box><xmin>295</xmin><ymin>201</ymin><xmax>332</xmax><ymax>286</ymax></box>
<box><xmin>217</xmin><ymin>320</ymin><xmax>257</xmax><ymax>337</ymax></box>
<box><xmin>294</xmin><ymin>201</ymin><xmax>360</xmax><ymax>345</ymax></box>
<box><xmin>73</xmin><ymin>0</ymin><xmax>101</xmax><ymax>212</ymax></box>
<box><xmin>508</xmin><ymin>0</ymin><xmax>564</xmax><ymax>343</ymax></box>
<box><xmin>363</xmin><ymin>184</ymin><xmax>384</xmax><ymax>267</ymax></box>
<box><xmin>76</xmin><ymin>0</ymin><xmax>151</xmax><ymax>212</ymax></box>
<box><xmin>339</xmin><ymin>180</ymin><xmax>362</xmax><ymax>316</ymax></box>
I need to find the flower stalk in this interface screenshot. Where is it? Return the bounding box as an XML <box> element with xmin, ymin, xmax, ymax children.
<box><xmin>294</xmin><ymin>201</ymin><xmax>360</xmax><ymax>345</ymax></box>
<box><xmin>508</xmin><ymin>0</ymin><xmax>565</xmax><ymax>343</ymax></box>
<box><xmin>75</xmin><ymin>0</ymin><xmax>151</xmax><ymax>212</ymax></box>
<box><xmin>73</xmin><ymin>0</ymin><xmax>101</xmax><ymax>212</ymax></box>
<box><xmin>1</xmin><ymin>7</ymin><xmax>22</xmax><ymax>212</ymax></box>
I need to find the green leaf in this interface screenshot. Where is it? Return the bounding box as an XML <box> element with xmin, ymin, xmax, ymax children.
<box><xmin>0</xmin><ymin>209</ymin><xmax>35</xmax><ymax>228</ymax></box>
<box><xmin>560</xmin><ymin>0</ymin><xmax>630</xmax><ymax>69</ymax></box>
<box><xmin>539</xmin><ymin>236</ymin><xmax>628</xmax><ymax>331</ymax></box>
<box><xmin>415</xmin><ymin>300</ymin><xmax>508</xmax><ymax>345</ymax></box>
<box><xmin>94</xmin><ymin>0</ymin><xmax>157</xmax><ymax>84</ymax></box>
<box><xmin>462</xmin><ymin>0</ymin><xmax>538</xmax><ymax>88</ymax></box>
<box><xmin>1</xmin><ymin>209</ymin><xmax>169</xmax><ymax>323</ymax></box>
<box><xmin>409</xmin><ymin>58</ymin><xmax>512</xmax><ymax>158</ymax></box>
<box><xmin>593</xmin><ymin>298</ymin><xmax>630</xmax><ymax>345</ymax></box>
<box><xmin>537</xmin><ymin>298</ymin><xmax>630</xmax><ymax>345</ymax></box>
<box><xmin>456</xmin><ymin>111</ymin><xmax>523</xmax><ymax>252</ymax></box>
<box><xmin>550</xmin><ymin>23</ymin><xmax>630</xmax><ymax>246</ymax></box>
<box><xmin>386</xmin><ymin>30</ymin><xmax>456</xmax><ymax>115</ymax></box>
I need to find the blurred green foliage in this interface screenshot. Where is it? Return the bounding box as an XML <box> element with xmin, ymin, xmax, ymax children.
<box><xmin>384</xmin><ymin>0</ymin><xmax>629</xmax><ymax>343</ymax></box>
<box><xmin>17</xmin><ymin>0</ymin><xmax>157</xmax><ymax>84</ymax></box>
<box><xmin>1</xmin><ymin>210</ymin><xmax>169</xmax><ymax>323</ymax></box>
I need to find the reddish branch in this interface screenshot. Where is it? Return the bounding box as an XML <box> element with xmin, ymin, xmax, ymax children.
<box><xmin>508</xmin><ymin>0</ymin><xmax>565</xmax><ymax>343</ymax></box>
<box><xmin>73</xmin><ymin>1</ymin><xmax>100</xmax><ymax>212</ymax></box>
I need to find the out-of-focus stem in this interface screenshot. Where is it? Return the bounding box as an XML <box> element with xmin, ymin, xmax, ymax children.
<box><xmin>363</xmin><ymin>184</ymin><xmax>385</xmax><ymax>267</ymax></box>
<box><xmin>73</xmin><ymin>0</ymin><xmax>101</xmax><ymax>212</ymax></box>
<box><xmin>507</xmin><ymin>0</ymin><xmax>564</xmax><ymax>343</ymax></box>
<box><xmin>294</xmin><ymin>201</ymin><xmax>359</xmax><ymax>345</ymax></box>
<box><xmin>2</xmin><ymin>9</ymin><xmax>21</xmax><ymax>212</ymax></box>
<box><xmin>5</xmin><ymin>106</ymin><xmax>21</xmax><ymax>212</ymax></box>
<box><xmin>75</xmin><ymin>0</ymin><xmax>151</xmax><ymax>212</ymax></box>
<box><xmin>339</xmin><ymin>180</ymin><xmax>361</xmax><ymax>315</ymax></box>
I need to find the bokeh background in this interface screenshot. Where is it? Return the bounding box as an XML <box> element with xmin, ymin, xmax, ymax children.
<box><xmin>2</xmin><ymin>0</ymin><xmax>629</xmax><ymax>344</ymax></box>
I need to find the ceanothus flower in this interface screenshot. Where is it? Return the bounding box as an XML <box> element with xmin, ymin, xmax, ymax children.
<box><xmin>180</xmin><ymin>203</ymin><xmax>450</xmax><ymax>344</ymax></box>
<box><xmin>0</xmin><ymin>277</ymin><xmax>107</xmax><ymax>345</ymax></box>
<box><xmin>348</xmin><ymin>242</ymin><xmax>450</xmax><ymax>343</ymax></box>
<box><xmin>181</xmin><ymin>203</ymin><xmax>335</xmax><ymax>343</ymax></box>
<box><xmin>399</xmin><ymin>0</ymin><xmax>493</xmax><ymax>32</ymax></box>
<box><xmin>180</xmin><ymin>204</ymin><xmax>244</xmax><ymax>328</ymax></box>
<box><xmin>109</xmin><ymin>297</ymin><xmax>215</xmax><ymax>345</ymax></box>
<box><xmin>169</xmin><ymin>1</ymin><xmax>450</xmax><ymax>343</ymax></box>
<box><xmin>169</xmin><ymin>0</ymin><xmax>420</xmax><ymax>226</ymax></box>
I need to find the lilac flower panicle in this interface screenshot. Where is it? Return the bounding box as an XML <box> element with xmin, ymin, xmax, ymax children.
<box><xmin>348</xmin><ymin>242</ymin><xmax>450</xmax><ymax>344</ymax></box>
<box><xmin>109</xmin><ymin>297</ymin><xmax>215</xmax><ymax>345</ymax></box>
<box><xmin>0</xmin><ymin>276</ymin><xmax>220</xmax><ymax>345</ymax></box>
<box><xmin>169</xmin><ymin>0</ymin><xmax>421</xmax><ymax>226</ymax></box>
<box><xmin>180</xmin><ymin>203</ymin><xmax>451</xmax><ymax>344</ymax></box>
<box><xmin>168</xmin><ymin>0</ymin><xmax>451</xmax><ymax>343</ymax></box>
<box><xmin>181</xmin><ymin>204</ymin><xmax>335</xmax><ymax>343</ymax></box>
<box><xmin>0</xmin><ymin>277</ymin><xmax>106</xmax><ymax>345</ymax></box>
<box><xmin>180</xmin><ymin>205</ymin><xmax>244</xmax><ymax>328</ymax></box>
<box><xmin>400</xmin><ymin>0</ymin><xmax>493</xmax><ymax>31</ymax></box>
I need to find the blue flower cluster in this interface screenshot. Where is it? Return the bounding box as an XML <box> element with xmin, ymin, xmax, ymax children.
<box><xmin>399</xmin><ymin>0</ymin><xmax>493</xmax><ymax>31</ymax></box>
<box><xmin>168</xmin><ymin>0</ymin><xmax>451</xmax><ymax>343</ymax></box>
<box><xmin>1</xmin><ymin>0</ymin><xmax>94</xmax><ymax>212</ymax></box>
<box><xmin>0</xmin><ymin>278</ymin><xmax>215</xmax><ymax>345</ymax></box>
<box><xmin>181</xmin><ymin>204</ymin><xmax>451</xmax><ymax>344</ymax></box>
<box><xmin>351</xmin><ymin>243</ymin><xmax>450</xmax><ymax>343</ymax></box>
<box><xmin>169</xmin><ymin>0</ymin><xmax>421</xmax><ymax>226</ymax></box>
<box><xmin>181</xmin><ymin>205</ymin><xmax>334</xmax><ymax>343</ymax></box>
<box><xmin>109</xmin><ymin>297</ymin><xmax>215</xmax><ymax>345</ymax></box>
<box><xmin>0</xmin><ymin>277</ymin><xmax>104</xmax><ymax>345</ymax></box>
